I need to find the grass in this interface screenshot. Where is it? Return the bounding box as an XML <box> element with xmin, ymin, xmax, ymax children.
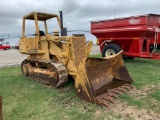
<box><xmin>119</xmin><ymin>58</ymin><xmax>160</xmax><ymax>113</ymax></box>
<box><xmin>0</xmin><ymin>67</ymin><xmax>118</xmax><ymax>120</ymax></box>
<box><xmin>0</xmin><ymin>54</ymin><xmax>160</xmax><ymax>119</ymax></box>
<box><xmin>89</xmin><ymin>53</ymin><xmax>102</xmax><ymax>58</ymax></box>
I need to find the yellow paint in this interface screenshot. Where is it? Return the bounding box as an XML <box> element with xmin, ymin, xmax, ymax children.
<box><xmin>96</xmin><ymin>39</ymin><xmax>99</xmax><ymax>45</ymax></box>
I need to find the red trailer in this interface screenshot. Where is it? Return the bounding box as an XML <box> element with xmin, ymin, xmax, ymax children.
<box><xmin>91</xmin><ymin>14</ymin><xmax>160</xmax><ymax>59</ymax></box>
<box><xmin>0</xmin><ymin>39</ymin><xmax>10</xmax><ymax>50</ymax></box>
<box><xmin>14</xmin><ymin>42</ymin><xmax>19</xmax><ymax>50</ymax></box>
<box><xmin>0</xmin><ymin>45</ymin><xmax>10</xmax><ymax>50</ymax></box>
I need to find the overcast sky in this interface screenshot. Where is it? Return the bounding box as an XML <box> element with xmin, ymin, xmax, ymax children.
<box><xmin>0</xmin><ymin>0</ymin><xmax>160</xmax><ymax>44</ymax></box>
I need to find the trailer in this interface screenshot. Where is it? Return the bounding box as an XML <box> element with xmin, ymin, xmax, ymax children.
<box><xmin>0</xmin><ymin>45</ymin><xmax>10</xmax><ymax>50</ymax></box>
<box><xmin>14</xmin><ymin>42</ymin><xmax>19</xmax><ymax>49</ymax></box>
<box><xmin>91</xmin><ymin>14</ymin><xmax>160</xmax><ymax>59</ymax></box>
<box><xmin>0</xmin><ymin>39</ymin><xmax>10</xmax><ymax>50</ymax></box>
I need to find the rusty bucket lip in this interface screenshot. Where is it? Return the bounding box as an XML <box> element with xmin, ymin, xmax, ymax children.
<box><xmin>95</xmin><ymin>84</ymin><xmax>133</xmax><ymax>109</ymax></box>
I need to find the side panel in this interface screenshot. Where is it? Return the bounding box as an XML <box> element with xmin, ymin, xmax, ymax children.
<box><xmin>147</xmin><ymin>15</ymin><xmax>160</xmax><ymax>26</ymax></box>
<box><xmin>19</xmin><ymin>37</ymin><xmax>50</xmax><ymax>60</ymax></box>
<box><xmin>32</xmin><ymin>40</ymin><xmax>50</xmax><ymax>60</ymax></box>
<box><xmin>91</xmin><ymin>16</ymin><xmax>147</xmax><ymax>29</ymax></box>
<box><xmin>19</xmin><ymin>37</ymin><xmax>38</xmax><ymax>54</ymax></box>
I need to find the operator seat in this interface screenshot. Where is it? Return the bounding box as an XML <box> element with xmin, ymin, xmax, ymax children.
<box><xmin>39</xmin><ymin>30</ymin><xmax>45</xmax><ymax>36</ymax></box>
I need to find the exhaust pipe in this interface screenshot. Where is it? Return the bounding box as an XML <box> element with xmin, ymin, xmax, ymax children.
<box><xmin>59</xmin><ymin>11</ymin><xmax>67</xmax><ymax>36</ymax></box>
<box><xmin>59</xmin><ymin>11</ymin><xmax>63</xmax><ymax>29</ymax></box>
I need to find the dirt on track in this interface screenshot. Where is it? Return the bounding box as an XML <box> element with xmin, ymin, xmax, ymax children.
<box><xmin>0</xmin><ymin>45</ymin><xmax>100</xmax><ymax>68</ymax></box>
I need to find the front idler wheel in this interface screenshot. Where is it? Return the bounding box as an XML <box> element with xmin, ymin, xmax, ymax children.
<box><xmin>21</xmin><ymin>60</ymin><xmax>29</xmax><ymax>77</ymax></box>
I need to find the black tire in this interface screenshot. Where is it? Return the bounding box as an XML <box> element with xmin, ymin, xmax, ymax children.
<box><xmin>102</xmin><ymin>43</ymin><xmax>121</xmax><ymax>57</ymax></box>
<box><xmin>149</xmin><ymin>44</ymin><xmax>154</xmax><ymax>53</ymax></box>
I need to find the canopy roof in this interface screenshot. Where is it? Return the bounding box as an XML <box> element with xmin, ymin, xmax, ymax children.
<box><xmin>23</xmin><ymin>12</ymin><xmax>58</xmax><ymax>21</ymax></box>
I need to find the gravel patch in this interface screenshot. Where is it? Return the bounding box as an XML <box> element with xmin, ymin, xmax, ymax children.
<box><xmin>90</xmin><ymin>45</ymin><xmax>100</xmax><ymax>55</ymax></box>
<box><xmin>0</xmin><ymin>49</ymin><xmax>26</xmax><ymax>68</ymax></box>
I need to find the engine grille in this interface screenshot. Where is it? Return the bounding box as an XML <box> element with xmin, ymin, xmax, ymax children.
<box><xmin>72</xmin><ymin>37</ymin><xmax>87</xmax><ymax>67</ymax></box>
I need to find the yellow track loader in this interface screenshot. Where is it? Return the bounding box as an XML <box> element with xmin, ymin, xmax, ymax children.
<box><xmin>19</xmin><ymin>11</ymin><xmax>133</xmax><ymax>108</ymax></box>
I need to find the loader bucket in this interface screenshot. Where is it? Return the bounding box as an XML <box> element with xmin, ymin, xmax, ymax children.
<box><xmin>75</xmin><ymin>51</ymin><xmax>133</xmax><ymax>108</ymax></box>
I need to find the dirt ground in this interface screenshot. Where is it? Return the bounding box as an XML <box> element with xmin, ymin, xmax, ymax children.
<box><xmin>110</xmin><ymin>86</ymin><xmax>160</xmax><ymax>120</ymax></box>
<box><xmin>0</xmin><ymin>45</ymin><xmax>100</xmax><ymax>68</ymax></box>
